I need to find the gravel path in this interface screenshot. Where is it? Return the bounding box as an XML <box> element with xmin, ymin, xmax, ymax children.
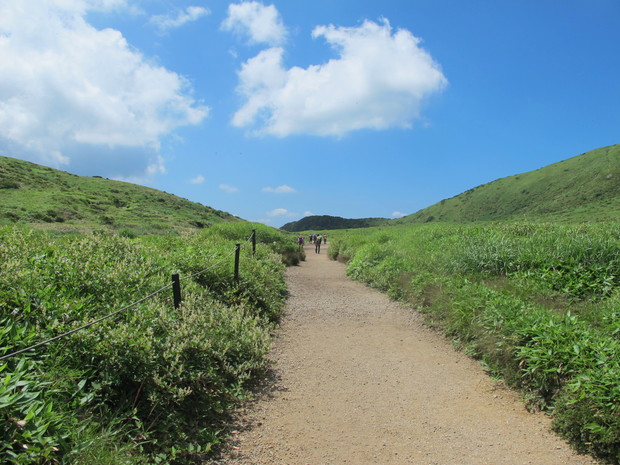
<box><xmin>209</xmin><ymin>243</ymin><xmax>598</xmax><ymax>465</ymax></box>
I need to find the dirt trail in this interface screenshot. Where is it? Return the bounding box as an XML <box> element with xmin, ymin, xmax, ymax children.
<box><xmin>211</xmin><ymin>243</ymin><xmax>598</xmax><ymax>465</ymax></box>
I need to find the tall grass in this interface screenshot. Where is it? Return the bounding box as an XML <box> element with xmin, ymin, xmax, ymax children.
<box><xmin>0</xmin><ymin>223</ymin><xmax>301</xmax><ymax>464</ymax></box>
<box><xmin>329</xmin><ymin>222</ymin><xmax>620</xmax><ymax>464</ymax></box>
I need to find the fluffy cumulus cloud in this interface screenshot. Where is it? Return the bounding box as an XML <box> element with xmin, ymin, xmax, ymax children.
<box><xmin>392</xmin><ymin>211</ymin><xmax>406</xmax><ymax>218</ymax></box>
<box><xmin>262</xmin><ymin>184</ymin><xmax>296</xmax><ymax>193</ymax></box>
<box><xmin>232</xmin><ymin>18</ymin><xmax>447</xmax><ymax>137</ymax></box>
<box><xmin>151</xmin><ymin>6</ymin><xmax>210</xmax><ymax>33</ymax></box>
<box><xmin>0</xmin><ymin>0</ymin><xmax>208</xmax><ymax>179</ymax></box>
<box><xmin>221</xmin><ymin>1</ymin><xmax>287</xmax><ymax>46</ymax></box>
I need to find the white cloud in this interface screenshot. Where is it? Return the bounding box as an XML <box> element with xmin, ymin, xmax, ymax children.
<box><xmin>189</xmin><ymin>174</ymin><xmax>205</xmax><ymax>184</ymax></box>
<box><xmin>392</xmin><ymin>211</ymin><xmax>407</xmax><ymax>218</ymax></box>
<box><xmin>267</xmin><ymin>208</ymin><xmax>289</xmax><ymax>217</ymax></box>
<box><xmin>151</xmin><ymin>6</ymin><xmax>210</xmax><ymax>33</ymax></box>
<box><xmin>219</xmin><ymin>183</ymin><xmax>239</xmax><ymax>193</ymax></box>
<box><xmin>0</xmin><ymin>1</ymin><xmax>208</xmax><ymax>179</ymax></box>
<box><xmin>232</xmin><ymin>47</ymin><xmax>287</xmax><ymax>128</ymax></box>
<box><xmin>221</xmin><ymin>1</ymin><xmax>287</xmax><ymax>46</ymax></box>
<box><xmin>262</xmin><ymin>184</ymin><xmax>296</xmax><ymax>193</ymax></box>
<box><xmin>232</xmin><ymin>18</ymin><xmax>447</xmax><ymax>137</ymax></box>
<box><xmin>303</xmin><ymin>211</ymin><xmax>314</xmax><ymax>217</ymax></box>
<box><xmin>267</xmin><ymin>208</ymin><xmax>296</xmax><ymax>217</ymax></box>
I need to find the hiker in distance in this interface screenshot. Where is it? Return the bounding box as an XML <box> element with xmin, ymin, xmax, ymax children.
<box><xmin>315</xmin><ymin>233</ymin><xmax>323</xmax><ymax>254</ymax></box>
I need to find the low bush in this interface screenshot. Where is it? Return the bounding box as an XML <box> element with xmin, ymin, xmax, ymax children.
<box><xmin>0</xmin><ymin>223</ymin><xmax>298</xmax><ymax>464</ymax></box>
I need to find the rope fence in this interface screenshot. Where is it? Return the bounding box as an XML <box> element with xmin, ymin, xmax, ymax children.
<box><xmin>0</xmin><ymin>229</ymin><xmax>258</xmax><ymax>362</ymax></box>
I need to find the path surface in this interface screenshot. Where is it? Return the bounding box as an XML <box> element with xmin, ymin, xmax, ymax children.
<box><xmin>210</xmin><ymin>243</ymin><xmax>598</xmax><ymax>465</ymax></box>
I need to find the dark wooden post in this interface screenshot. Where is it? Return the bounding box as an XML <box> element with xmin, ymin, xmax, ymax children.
<box><xmin>172</xmin><ymin>273</ymin><xmax>182</xmax><ymax>309</ymax></box>
<box><xmin>234</xmin><ymin>243</ymin><xmax>241</xmax><ymax>282</ymax></box>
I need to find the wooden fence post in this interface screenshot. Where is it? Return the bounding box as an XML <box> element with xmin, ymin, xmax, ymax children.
<box><xmin>234</xmin><ymin>243</ymin><xmax>241</xmax><ymax>282</ymax></box>
<box><xmin>172</xmin><ymin>273</ymin><xmax>182</xmax><ymax>309</ymax></box>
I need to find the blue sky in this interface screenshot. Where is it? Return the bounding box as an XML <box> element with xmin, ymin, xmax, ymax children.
<box><xmin>1</xmin><ymin>1</ymin><xmax>618</xmax><ymax>227</ymax></box>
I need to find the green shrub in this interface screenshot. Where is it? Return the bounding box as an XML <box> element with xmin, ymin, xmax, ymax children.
<box><xmin>118</xmin><ymin>228</ymin><xmax>137</xmax><ymax>239</ymax></box>
<box><xmin>0</xmin><ymin>322</ymin><xmax>69</xmax><ymax>464</ymax></box>
<box><xmin>0</xmin><ymin>224</ymin><xmax>295</xmax><ymax>464</ymax></box>
<box><xmin>0</xmin><ymin>180</ymin><xmax>19</xmax><ymax>189</ymax></box>
<box><xmin>553</xmin><ymin>362</ymin><xmax>620</xmax><ymax>463</ymax></box>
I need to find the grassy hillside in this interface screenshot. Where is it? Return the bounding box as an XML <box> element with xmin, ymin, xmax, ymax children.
<box><xmin>280</xmin><ymin>214</ymin><xmax>389</xmax><ymax>232</ymax></box>
<box><xmin>398</xmin><ymin>144</ymin><xmax>620</xmax><ymax>224</ymax></box>
<box><xmin>0</xmin><ymin>156</ymin><xmax>239</xmax><ymax>233</ymax></box>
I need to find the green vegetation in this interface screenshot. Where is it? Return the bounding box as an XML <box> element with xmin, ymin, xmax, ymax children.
<box><xmin>398</xmin><ymin>144</ymin><xmax>620</xmax><ymax>224</ymax></box>
<box><xmin>329</xmin><ymin>222</ymin><xmax>620</xmax><ymax>464</ymax></box>
<box><xmin>0</xmin><ymin>223</ymin><xmax>303</xmax><ymax>464</ymax></box>
<box><xmin>2</xmin><ymin>142</ymin><xmax>620</xmax><ymax>463</ymax></box>
<box><xmin>0</xmin><ymin>156</ymin><xmax>239</xmax><ymax>234</ymax></box>
<box><xmin>280</xmin><ymin>215</ymin><xmax>389</xmax><ymax>232</ymax></box>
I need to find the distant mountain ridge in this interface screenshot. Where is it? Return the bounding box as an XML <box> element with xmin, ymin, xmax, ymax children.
<box><xmin>280</xmin><ymin>215</ymin><xmax>389</xmax><ymax>232</ymax></box>
<box><xmin>0</xmin><ymin>155</ymin><xmax>240</xmax><ymax>233</ymax></box>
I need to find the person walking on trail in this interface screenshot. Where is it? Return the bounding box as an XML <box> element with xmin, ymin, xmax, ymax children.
<box><xmin>315</xmin><ymin>234</ymin><xmax>323</xmax><ymax>254</ymax></box>
<box><xmin>297</xmin><ymin>234</ymin><xmax>304</xmax><ymax>251</ymax></box>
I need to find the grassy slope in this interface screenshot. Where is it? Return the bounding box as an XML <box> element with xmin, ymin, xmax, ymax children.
<box><xmin>398</xmin><ymin>144</ymin><xmax>620</xmax><ymax>224</ymax></box>
<box><xmin>0</xmin><ymin>156</ymin><xmax>240</xmax><ymax>233</ymax></box>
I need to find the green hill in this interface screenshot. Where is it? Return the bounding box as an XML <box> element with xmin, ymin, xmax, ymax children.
<box><xmin>398</xmin><ymin>144</ymin><xmax>620</xmax><ymax>224</ymax></box>
<box><xmin>0</xmin><ymin>156</ymin><xmax>240</xmax><ymax>233</ymax></box>
<box><xmin>280</xmin><ymin>214</ymin><xmax>389</xmax><ymax>232</ymax></box>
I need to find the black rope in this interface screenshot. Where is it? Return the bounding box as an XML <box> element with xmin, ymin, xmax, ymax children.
<box><xmin>180</xmin><ymin>248</ymin><xmax>238</xmax><ymax>282</ymax></box>
<box><xmin>0</xmin><ymin>283</ymin><xmax>172</xmax><ymax>362</ymax></box>
<box><xmin>1</xmin><ymin>236</ymin><xmax>259</xmax><ymax>362</ymax></box>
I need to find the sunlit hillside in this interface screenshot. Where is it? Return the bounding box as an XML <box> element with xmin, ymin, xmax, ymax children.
<box><xmin>0</xmin><ymin>156</ymin><xmax>240</xmax><ymax>234</ymax></box>
<box><xmin>398</xmin><ymin>144</ymin><xmax>620</xmax><ymax>224</ymax></box>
